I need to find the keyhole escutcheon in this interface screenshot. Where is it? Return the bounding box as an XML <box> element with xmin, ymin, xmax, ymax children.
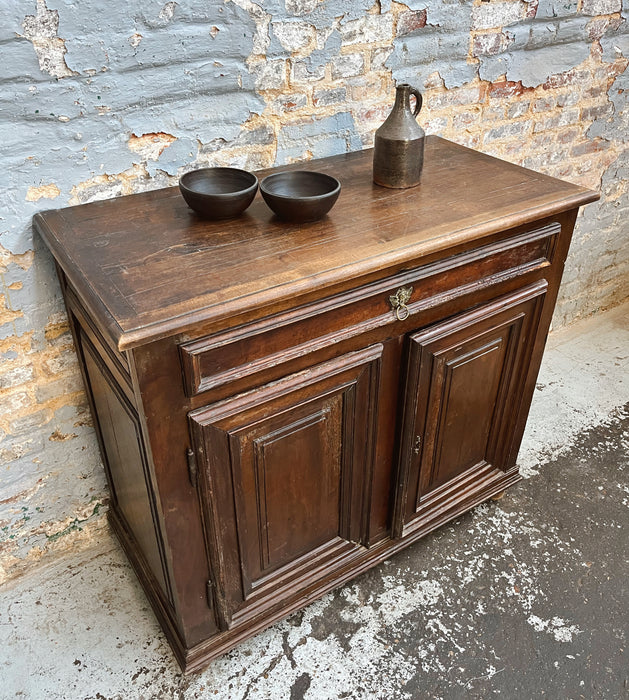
<box><xmin>389</xmin><ymin>286</ymin><xmax>413</xmax><ymax>321</ymax></box>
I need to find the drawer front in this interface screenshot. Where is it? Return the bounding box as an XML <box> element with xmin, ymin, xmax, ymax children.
<box><xmin>180</xmin><ymin>221</ymin><xmax>559</xmax><ymax>397</ymax></box>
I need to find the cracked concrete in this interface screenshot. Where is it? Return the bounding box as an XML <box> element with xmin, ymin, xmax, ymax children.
<box><xmin>0</xmin><ymin>302</ymin><xmax>627</xmax><ymax>699</ymax></box>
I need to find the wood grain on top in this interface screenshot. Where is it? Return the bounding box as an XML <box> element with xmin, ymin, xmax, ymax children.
<box><xmin>34</xmin><ymin>137</ymin><xmax>598</xmax><ymax>349</ymax></box>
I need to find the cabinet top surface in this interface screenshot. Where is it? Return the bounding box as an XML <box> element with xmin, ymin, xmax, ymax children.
<box><xmin>35</xmin><ymin>137</ymin><xmax>598</xmax><ymax>349</ymax></box>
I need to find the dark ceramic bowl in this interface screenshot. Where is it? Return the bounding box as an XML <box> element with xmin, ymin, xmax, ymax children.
<box><xmin>260</xmin><ymin>171</ymin><xmax>341</xmax><ymax>222</ymax></box>
<box><xmin>179</xmin><ymin>167</ymin><xmax>258</xmax><ymax>219</ymax></box>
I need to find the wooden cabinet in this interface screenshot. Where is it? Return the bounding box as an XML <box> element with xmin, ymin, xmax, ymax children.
<box><xmin>34</xmin><ymin>137</ymin><xmax>598</xmax><ymax>673</ymax></box>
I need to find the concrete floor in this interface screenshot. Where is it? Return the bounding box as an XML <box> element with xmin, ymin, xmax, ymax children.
<box><xmin>1</xmin><ymin>303</ymin><xmax>627</xmax><ymax>700</ymax></box>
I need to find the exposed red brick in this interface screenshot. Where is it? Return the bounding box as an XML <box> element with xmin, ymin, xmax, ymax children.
<box><xmin>581</xmin><ymin>104</ymin><xmax>613</xmax><ymax>121</ymax></box>
<box><xmin>555</xmin><ymin>164</ymin><xmax>574</xmax><ymax>179</ymax></box>
<box><xmin>488</xmin><ymin>80</ymin><xmax>529</xmax><ymax>99</ymax></box>
<box><xmin>543</xmin><ymin>70</ymin><xmax>575</xmax><ymax>90</ymax></box>
<box><xmin>428</xmin><ymin>85</ymin><xmax>482</xmax><ymax>109</ymax></box>
<box><xmin>584</xmin><ymin>84</ymin><xmax>606</xmax><ymax>99</ymax></box>
<box><xmin>587</xmin><ymin>18</ymin><xmax>609</xmax><ymax>41</ymax></box>
<box><xmin>543</xmin><ymin>69</ymin><xmax>589</xmax><ymax>91</ymax></box>
<box><xmin>473</xmin><ymin>31</ymin><xmax>514</xmax><ymax>57</ymax></box>
<box><xmin>396</xmin><ymin>9</ymin><xmax>427</xmax><ymax>37</ymax></box>
<box><xmin>532</xmin><ymin>96</ymin><xmax>556</xmax><ymax>113</ymax></box>
<box><xmin>557</xmin><ymin>128</ymin><xmax>582</xmax><ymax>144</ymax></box>
<box><xmin>502</xmin><ymin>141</ymin><xmax>525</xmax><ymax>157</ymax></box>
<box><xmin>571</xmin><ymin>139</ymin><xmax>611</xmax><ymax>157</ymax></box>
<box><xmin>591</xmin><ymin>42</ymin><xmax>603</xmax><ymax>62</ymax></box>
<box><xmin>357</xmin><ymin>105</ymin><xmax>390</xmax><ymax>123</ymax></box>
<box><xmin>593</xmin><ymin>63</ymin><xmax>623</xmax><ymax>83</ymax></box>
<box><xmin>530</xmin><ymin>133</ymin><xmax>556</xmax><ymax>149</ymax></box>
<box><xmin>424</xmin><ymin>72</ymin><xmax>445</xmax><ymax>89</ymax></box>
<box><xmin>452</xmin><ymin>111</ymin><xmax>478</xmax><ymax>129</ymax></box>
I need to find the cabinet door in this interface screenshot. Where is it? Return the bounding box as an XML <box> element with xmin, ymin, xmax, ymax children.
<box><xmin>393</xmin><ymin>283</ymin><xmax>546</xmax><ymax>536</ymax></box>
<box><xmin>188</xmin><ymin>344</ymin><xmax>382</xmax><ymax>631</ymax></box>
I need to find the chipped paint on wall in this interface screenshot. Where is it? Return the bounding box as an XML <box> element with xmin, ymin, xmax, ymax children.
<box><xmin>127</xmin><ymin>132</ymin><xmax>177</xmax><ymax>162</ymax></box>
<box><xmin>0</xmin><ymin>0</ymin><xmax>627</xmax><ymax>584</ymax></box>
<box><xmin>21</xmin><ymin>0</ymin><xmax>75</xmax><ymax>79</ymax></box>
<box><xmin>25</xmin><ymin>183</ymin><xmax>61</xmax><ymax>202</ymax></box>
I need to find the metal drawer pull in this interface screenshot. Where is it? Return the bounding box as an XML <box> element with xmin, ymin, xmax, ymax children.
<box><xmin>389</xmin><ymin>286</ymin><xmax>413</xmax><ymax>321</ymax></box>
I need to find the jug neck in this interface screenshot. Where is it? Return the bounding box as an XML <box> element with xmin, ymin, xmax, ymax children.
<box><xmin>394</xmin><ymin>84</ymin><xmax>413</xmax><ymax>112</ymax></box>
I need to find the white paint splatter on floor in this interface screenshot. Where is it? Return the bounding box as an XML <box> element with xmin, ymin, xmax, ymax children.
<box><xmin>527</xmin><ymin>615</ymin><xmax>582</xmax><ymax>643</ymax></box>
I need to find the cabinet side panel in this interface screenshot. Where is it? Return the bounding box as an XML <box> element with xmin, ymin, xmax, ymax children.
<box><xmin>505</xmin><ymin>208</ymin><xmax>579</xmax><ymax>466</ymax></box>
<box><xmin>83</xmin><ymin>339</ymin><xmax>169</xmax><ymax>597</ymax></box>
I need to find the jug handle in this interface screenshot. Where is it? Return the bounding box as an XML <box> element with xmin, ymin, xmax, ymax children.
<box><xmin>411</xmin><ymin>87</ymin><xmax>423</xmax><ymax>117</ymax></box>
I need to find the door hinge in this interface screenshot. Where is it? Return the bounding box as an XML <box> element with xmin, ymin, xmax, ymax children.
<box><xmin>186</xmin><ymin>447</ymin><xmax>198</xmax><ymax>489</ymax></box>
<box><xmin>206</xmin><ymin>578</ymin><xmax>231</xmax><ymax>630</ymax></box>
<box><xmin>206</xmin><ymin>579</ymin><xmax>214</xmax><ymax>609</ymax></box>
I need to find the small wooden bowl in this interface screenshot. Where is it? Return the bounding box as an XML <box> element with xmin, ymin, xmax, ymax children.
<box><xmin>179</xmin><ymin>167</ymin><xmax>258</xmax><ymax>219</ymax></box>
<box><xmin>260</xmin><ymin>171</ymin><xmax>341</xmax><ymax>222</ymax></box>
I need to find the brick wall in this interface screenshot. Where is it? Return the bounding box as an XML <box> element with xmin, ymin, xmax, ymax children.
<box><xmin>1</xmin><ymin>0</ymin><xmax>627</xmax><ymax>582</ymax></box>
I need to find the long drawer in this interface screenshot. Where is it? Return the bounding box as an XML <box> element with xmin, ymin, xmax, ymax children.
<box><xmin>179</xmin><ymin>220</ymin><xmax>560</xmax><ymax>397</ymax></box>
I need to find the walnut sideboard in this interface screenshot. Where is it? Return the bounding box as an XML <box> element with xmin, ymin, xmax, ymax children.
<box><xmin>34</xmin><ymin>137</ymin><xmax>598</xmax><ymax>673</ymax></box>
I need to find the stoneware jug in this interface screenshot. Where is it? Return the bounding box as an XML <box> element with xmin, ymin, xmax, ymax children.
<box><xmin>373</xmin><ymin>83</ymin><xmax>425</xmax><ymax>188</ymax></box>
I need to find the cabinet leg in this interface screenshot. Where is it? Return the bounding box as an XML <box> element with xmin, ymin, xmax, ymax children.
<box><xmin>490</xmin><ymin>490</ymin><xmax>505</xmax><ymax>501</ymax></box>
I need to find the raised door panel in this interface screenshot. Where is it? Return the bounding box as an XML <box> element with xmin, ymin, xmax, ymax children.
<box><xmin>250</xmin><ymin>408</ymin><xmax>342</xmax><ymax>572</ymax></box>
<box><xmin>421</xmin><ymin>332</ymin><xmax>516</xmax><ymax>494</ymax></box>
<box><xmin>81</xmin><ymin>333</ymin><xmax>170</xmax><ymax>600</ymax></box>
<box><xmin>394</xmin><ymin>282</ymin><xmax>547</xmax><ymax>536</ymax></box>
<box><xmin>189</xmin><ymin>344</ymin><xmax>382</xmax><ymax>631</ymax></box>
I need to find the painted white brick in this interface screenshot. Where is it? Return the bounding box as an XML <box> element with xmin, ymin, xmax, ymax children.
<box><xmin>253</xmin><ymin>59</ymin><xmax>287</xmax><ymax>90</ymax></box>
<box><xmin>285</xmin><ymin>0</ymin><xmax>319</xmax><ymax>15</ymax></box>
<box><xmin>2</xmin><ymin>392</ymin><xmax>31</xmax><ymax>414</ymax></box>
<box><xmin>472</xmin><ymin>1</ymin><xmax>528</xmax><ymax>30</ymax></box>
<box><xmin>340</xmin><ymin>14</ymin><xmax>393</xmax><ymax>45</ymax></box>
<box><xmin>272</xmin><ymin>21</ymin><xmax>316</xmax><ymax>52</ymax></box>
<box><xmin>581</xmin><ymin>0</ymin><xmax>622</xmax><ymax>15</ymax></box>
<box><xmin>0</xmin><ymin>365</ymin><xmax>35</xmax><ymax>390</ymax></box>
<box><xmin>330</xmin><ymin>53</ymin><xmax>364</xmax><ymax>80</ymax></box>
